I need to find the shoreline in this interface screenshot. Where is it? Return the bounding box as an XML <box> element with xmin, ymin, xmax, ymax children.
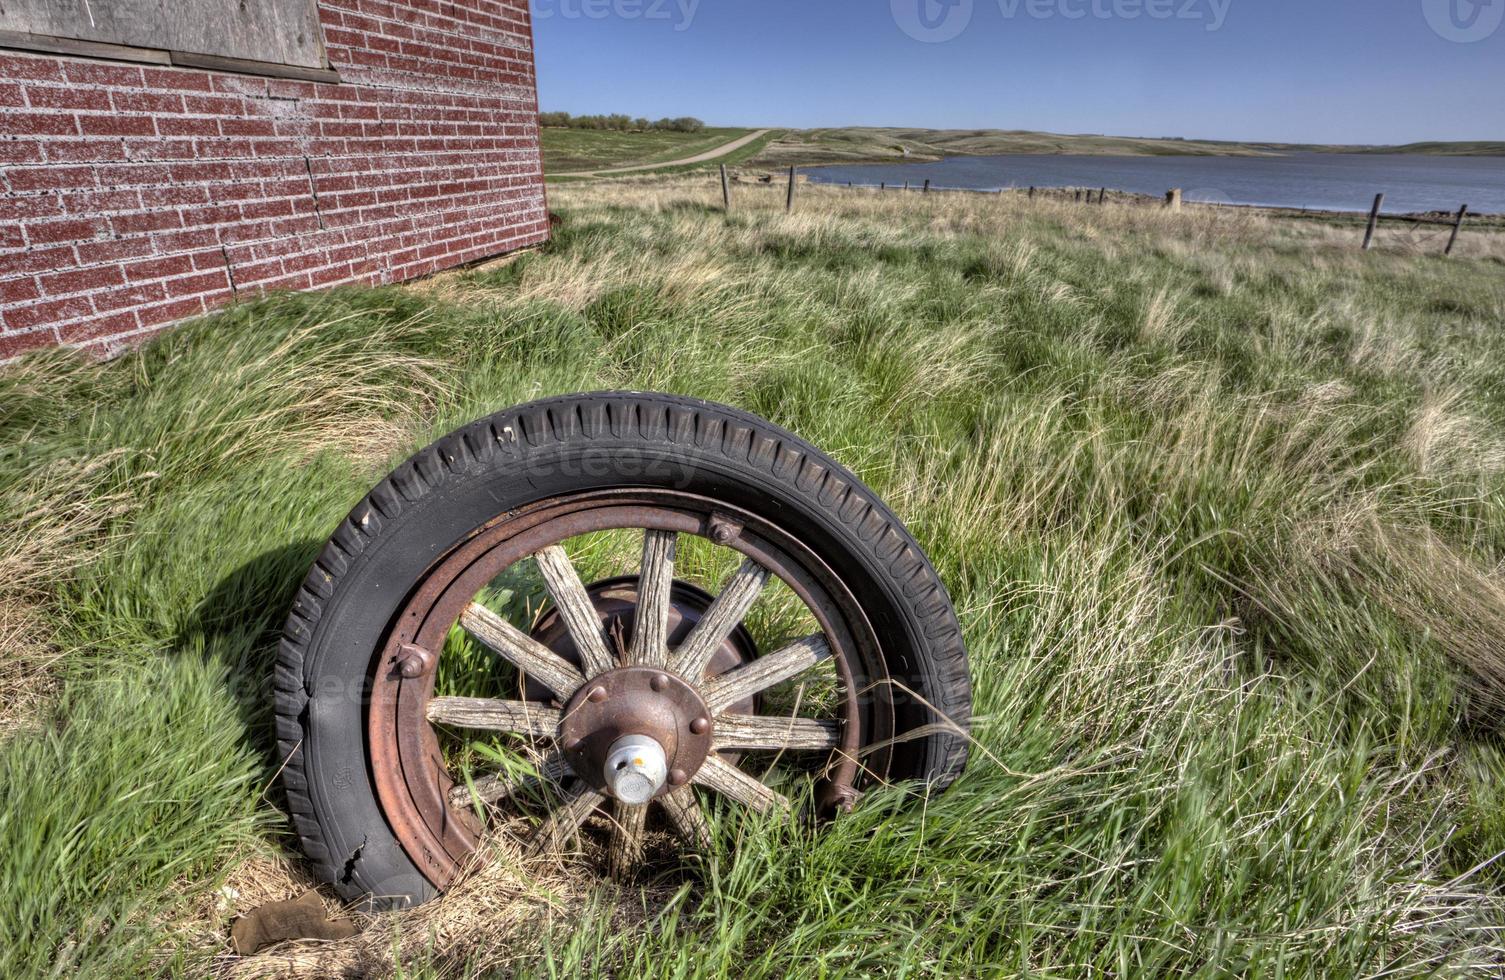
<box><xmin>788</xmin><ymin>179</ymin><xmax>1505</xmax><ymax>221</ymax></box>
<box><xmin>796</xmin><ymin>169</ymin><xmax>1505</xmax><ymax>220</ymax></box>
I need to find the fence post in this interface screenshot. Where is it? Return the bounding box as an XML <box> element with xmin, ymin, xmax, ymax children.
<box><xmin>786</xmin><ymin>166</ymin><xmax>796</xmax><ymax>213</ymax></box>
<box><xmin>923</xmin><ymin>179</ymin><xmax>931</xmax><ymax>194</ymax></box>
<box><xmin>1165</xmin><ymin>188</ymin><xmax>1182</xmax><ymax>211</ymax></box>
<box><xmin>720</xmin><ymin>164</ymin><xmax>731</xmax><ymax>212</ymax></box>
<box><xmin>1098</xmin><ymin>187</ymin><xmax>1107</xmax><ymax>205</ymax></box>
<box><xmin>1028</xmin><ymin>186</ymin><xmax>1036</xmax><ymax>199</ymax></box>
<box><xmin>1362</xmin><ymin>193</ymin><xmax>1384</xmax><ymax>250</ymax></box>
<box><xmin>1445</xmin><ymin>204</ymin><xmax>1469</xmax><ymax>257</ymax></box>
<box><xmin>880</xmin><ymin>182</ymin><xmax>886</xmax><ymax>191</ymax></box>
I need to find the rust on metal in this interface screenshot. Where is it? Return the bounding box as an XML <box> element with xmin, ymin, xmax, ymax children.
<box><xmin>396</xmin><ymin>643</ymin><xmax>434</xmax><ymax>679</ymax></box>
<box><xmin>367</xmin><ymin>489</ymin><xmax>888</xmax><ymax>891</ymax></box>
<box><xmin>558</xmin><ymin>666</ymin><xmax>713</xmax><ymax>800</ymax></box>
<box><xmin>707</xmin><ymin>512</ymin><xmax>744</xmax><ymax>546</ymax></box>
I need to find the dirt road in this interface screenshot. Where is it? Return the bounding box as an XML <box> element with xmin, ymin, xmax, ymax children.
<box><xmin>556</xmin><ymin>129</ymin><xmax>773</xmax><ymax>178</ymax></box>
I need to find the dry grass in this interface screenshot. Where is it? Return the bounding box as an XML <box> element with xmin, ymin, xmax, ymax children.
<box><xmin>0</xmin><ymin>600</ymin><xmax>59</xmax><ymax>733</ymax></box>
<box><xmin>213</xmin><ymin>842</ymin><xmax>598</xmax><ymax>979</ymax></box>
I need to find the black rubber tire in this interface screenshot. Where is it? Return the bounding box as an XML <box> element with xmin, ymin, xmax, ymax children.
<box><xmin>275</xmin><ymin>392</ymin><xmax>971</xmax><ymax>908</ymax></box>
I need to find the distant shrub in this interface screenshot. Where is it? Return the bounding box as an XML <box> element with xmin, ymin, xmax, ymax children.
<box><xmin>538</xmin><ymin>112</ymin><xmax>706</xmax><ymax>134</ymax></box>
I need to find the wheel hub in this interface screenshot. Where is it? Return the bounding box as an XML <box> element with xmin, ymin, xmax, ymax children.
<box><xmin>603</xmin><ymin>734</ymin><xmax>669</xmax><ymax>804</ymax></box>
<box><xmin>559</xmin><ymin>666</ymin><xmax>713</xmax><ymax>801</ymax></box>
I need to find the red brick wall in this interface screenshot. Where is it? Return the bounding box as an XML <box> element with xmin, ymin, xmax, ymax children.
<box><xmin>0</xmin><ymin>0</ymin><xmax>549</xmax><ymax>360</ymax></box>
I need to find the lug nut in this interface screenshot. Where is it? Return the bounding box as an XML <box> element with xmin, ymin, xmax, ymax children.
<box><xmin>708</xmin><ymin>517</ymin><xmax>740</xmax><ymax>545</ymax></box>
<box><xmin>650</xmin><ymin>673</ymin><xmax>669</xmax><ymax>692</ymax></box>
<box><xmin>690</xmin><ymin>716</ymin><xmax>710</xmax><ymax>735</ymax></box>
<box><xmin>587</xmin><ymin>686</ymin><xmax>607</xmax><ymax>703</ymax></box>
<box><xmin>396</xmin><ymin>643</ymin><xmax>433</xmax><ymax>679</ymax></box>
<box><xmin>668</xmin><ymin>768</ymin><xmax>688</xmax><ymax>786</ymax></box>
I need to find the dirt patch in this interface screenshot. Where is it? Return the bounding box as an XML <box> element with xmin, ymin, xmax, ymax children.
<box><xmin>202</xmin><ymin>839</ymin><xmax>613</xmax><ymax>978</ymax></box>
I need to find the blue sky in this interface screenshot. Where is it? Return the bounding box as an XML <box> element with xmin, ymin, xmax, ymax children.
<box><xmin>531</xmin><ymin>0</ymin><xmax>1505</xmax><ymax>144</ymax></box>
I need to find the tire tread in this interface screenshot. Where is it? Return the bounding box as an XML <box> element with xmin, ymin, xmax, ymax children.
<box><xmin>276</xmin><ymin>392</ymin><xmax>970</xmax><ymax>904</ymax></box>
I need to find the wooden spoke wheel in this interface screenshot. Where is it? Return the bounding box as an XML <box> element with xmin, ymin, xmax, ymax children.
<box><xmin>278</xmin><ymin>393</ymin><xmax>971</xmax><ymax>908</ymax></box>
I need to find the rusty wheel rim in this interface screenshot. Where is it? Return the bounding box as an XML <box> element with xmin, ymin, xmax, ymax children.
<box><xmin>368</xmin><ymin>489</ymin><xmax>893</xmax><ymax>888</ymax></box>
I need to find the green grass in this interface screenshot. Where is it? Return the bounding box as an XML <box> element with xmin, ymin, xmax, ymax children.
<box><xmin>3</xmin><ymin>177</ymin><xmax>1505</xmax><ymax>976</ymax></box>
<box><xmin>543</xmin><ymin>126</ymin><xmax>752</xmax><ymax>174</ymax></box>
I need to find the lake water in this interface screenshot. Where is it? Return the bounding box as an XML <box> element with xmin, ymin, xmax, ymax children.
<box><xmin>803</xmin><ymin>153</ymin><xmax>1505</xmax><ymax>215</ymax></box>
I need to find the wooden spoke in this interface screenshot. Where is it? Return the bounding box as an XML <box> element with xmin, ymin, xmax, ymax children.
<box><xmin>712</xmin><ymin>714</ymin><xmax>841</xmax><ymax>752</ymax></box>
<box><xmin>693</xmin><ymin>755</ymin><xmax>789</xmax><ymax>814</ymax></box>
<box><xmin>447</xmin><ymin>749</ymin><xmax>570</xmax><ymax>808</ymax></box>
<box><xmin>534</xmin><ymin>545</ymin><xmax>618</xmax><ymax>679</ymax></box>
<box><xmin>629</xmin><ymin>530</ymin><xmax>677</xmax><ymax>668</ymax></box>
<box><xmin>702</xmin><ymin>634</ymin><xmax>831</xmax><ymax>714</ymax></box>
<box><xmin>531</xmin><ymin>784</ymin><xmax>606</xmax><ymax>855</ymax></box>
<box><xmin>659</xmin><ymin>786</ymin><xmax>711</xmax><ymax>849</ymax></box>
<box><xmin>461</xmin><ymin>602</ymin><xmax>586</xmax><ymax>701</ymax></box>
<box><xmin>607</xmin><ymin>800</ymin><xmax>648</xmax><ymax>879</ymax></box>
<box><xmin>426</xmin><ymin>697</ymin><xmax>560</xmax><ymax>738</ymax></box>
<box><xmin>668</xmin><ymin>559</ymin><xmax>770</xmax><ymax>679</ymax></box>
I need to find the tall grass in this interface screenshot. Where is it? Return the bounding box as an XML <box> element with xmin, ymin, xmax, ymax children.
<box><xmin>2</xmin><ymin>176</ymin><xmax>1504</xmax><ymax>976</ymax></box>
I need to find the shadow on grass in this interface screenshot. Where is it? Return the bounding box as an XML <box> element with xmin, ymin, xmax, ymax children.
<box><xmin>181</xmin><ymin>539</ymin><xmax>323</xmax><ymax>788</ymax></box>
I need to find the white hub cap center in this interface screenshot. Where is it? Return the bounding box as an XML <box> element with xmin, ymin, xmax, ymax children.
<box><xmin>604</xmin><ymin>734</ymin><xmax>669</xmax><ymax>805</ymax></box>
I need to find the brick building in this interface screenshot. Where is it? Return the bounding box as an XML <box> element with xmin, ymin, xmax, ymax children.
<box><xmin>0</xmin><ymin>0</ymin><xmax>549</xmax><ymax>360</ymax></box>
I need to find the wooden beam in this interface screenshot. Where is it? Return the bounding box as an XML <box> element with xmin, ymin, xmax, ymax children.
<box><xmin>1445</xmin><ymin>204</ymin><xmax>1469</xmax><ymax>257</ymax></box>
<box><xmin>703</xmin><ymin>634</ymin><xmax>830</xmax><ymax>714</ymax></box>
<box><xmin>713</xmin><ymin>714</ymin><xmax>841</xmax><ymax>752</ymax></box>
<box><xmin>426</xmin><ymin>699</ymin><xmax>561</xmax><ymax>738</ymax></box>
<box><xmin>694</xmin><ymin>756</ymin><xmax>788</xmax><ymax>813</ymax></box>
<box><xmin>668</xmin><ymin>559</ymin><xmax>769</xmax><ymax>679</ymax></box>
<box><xmin>461</xmin><ymin>602</ymin><xmax>587</xmax><ymax>701</ymax></box>
<box><xmin>533</xmin><ymin>546</ymin><xmax>617</xmax><ymax>679</ymax></box>
<box><xmin>1362</xmin><ymin>193</ymin><xmax>1385</xmax><ymax>251</ymax></box>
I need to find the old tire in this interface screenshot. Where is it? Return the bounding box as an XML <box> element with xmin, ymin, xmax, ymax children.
<box><xmin>275</xmin><ymin>392</ymin><xmax>971</xmax><ymax>908</ymax></box>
